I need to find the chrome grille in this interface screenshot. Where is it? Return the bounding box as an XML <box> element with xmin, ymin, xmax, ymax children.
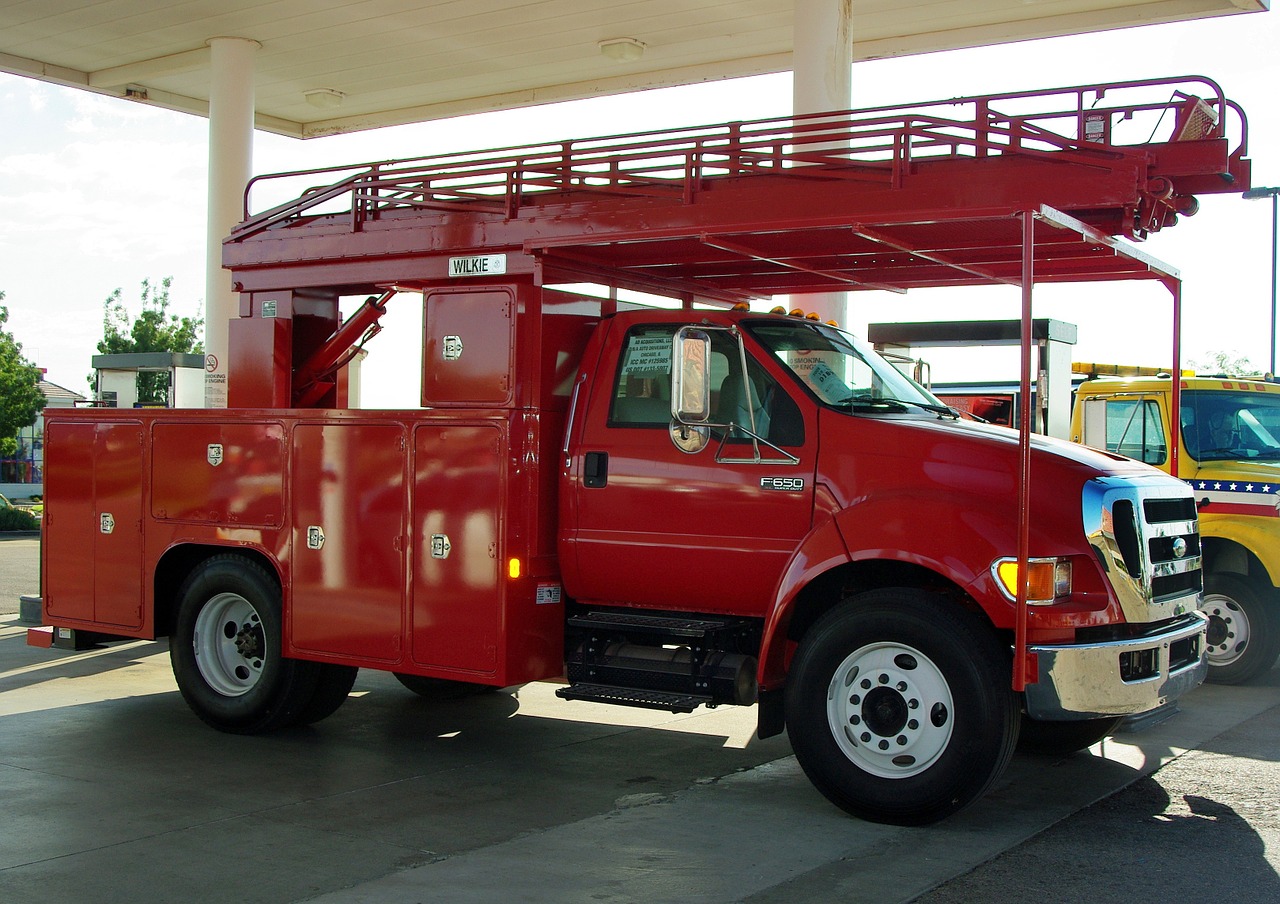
<box><xmin>1084</xmin><ymin>475</ymin><xmax>1203</xmax><ymax>624</ymax></box>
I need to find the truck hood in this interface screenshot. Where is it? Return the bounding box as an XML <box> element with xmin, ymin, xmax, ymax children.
<box><xmin>1187</xmin><ymin>459</ymin><xmax>1280</xmax><ymax>518</ymax></box>
<box><xmin>1190</xmin><ymin>458</ymin><xmax>1280</xmax><ymax>484</ymax></box>
<box><xmin>814</xmin><ymin>409</ymin><xmax>1173</xmax><ymax>558</ymax></box>
<box><xmin>888</xmin><ymin>413</ymin><xmax>1159</xmax><ymax>477</ymax></box>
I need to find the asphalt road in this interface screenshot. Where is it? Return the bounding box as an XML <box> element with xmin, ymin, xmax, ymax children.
<box><xmin>0</xmin><ymin>535</ymin><xmax>38</xmax><ymax>614</ymax></box>
<box><xmin>2</xmin><ymin>532</ymin><xmax>1278</xmax><ymax>903</ymax></box>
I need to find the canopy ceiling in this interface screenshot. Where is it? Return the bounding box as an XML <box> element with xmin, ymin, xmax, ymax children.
<box><xmin>0</xmin><ymin>0</ymin><xmax>1268</xmax><ymax>138</ymax></box>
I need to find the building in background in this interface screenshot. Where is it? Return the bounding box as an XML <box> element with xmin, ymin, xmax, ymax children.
<box><xmin>0</xmin><ymin>377</ymin><xmax>84</xmax><ymax>500</ymax></box>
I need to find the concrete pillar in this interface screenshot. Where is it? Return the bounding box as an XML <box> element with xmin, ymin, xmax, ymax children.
<box><xmin>204</xmin><ymin>37</ymin><xmax>259</xmax><ymax>408</ymax></box>
<box><xmin>792</xmin><ymin>0</ymin><xmax>852</xmax><ymax>325</ymax></box>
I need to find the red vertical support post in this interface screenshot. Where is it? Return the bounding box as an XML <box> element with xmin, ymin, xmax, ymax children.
<box><xmin>1169</xmin><ymin>276</ymin><xmax>1183</xmax><ymax>477</ymax></box>
<box><xmin>1014</xmin><ymin>210</ymin><xmax>1035</xmax><ymax>692</ymax></box>
<box><xmin>975</xmin><ymin>99</ymin><xmax>990</xmax><ymax>158</ymax></box>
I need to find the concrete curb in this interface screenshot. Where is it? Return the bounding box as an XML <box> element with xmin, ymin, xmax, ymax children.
<box><xmin>19</xmin><ymin>594</ymin><xmax>42</xmax><ymax>625</ymax></box>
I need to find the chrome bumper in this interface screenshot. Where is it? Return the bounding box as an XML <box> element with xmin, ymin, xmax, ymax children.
<box><xmin>1023</xmin><ymin>612</ymin><xmax>1208</xmax><ymax>721</ymax></box>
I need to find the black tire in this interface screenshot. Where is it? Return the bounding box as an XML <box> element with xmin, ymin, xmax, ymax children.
<box><xmin>170</xmin><ymin>555</ymin><xmax>320</xmax><ymax>734</ymax></box>
<box><xmin>1202</xmin><ymin>573</ymin><xmax>1280</xmax><ymax>685</ymax></box>
<box><xmin>785</xmin><ymin>589</ymin><xmax>1020</xmax><ymax>826</ymax></box>
<box><xmin>295</xmin><ymin>665</ymin><xmax>359</xmax><ymax>726</ymax></box>
<box><xmin>393</xmin><ymin>672</ymin><xmax>496</xmax><ymax>700</ymax></box>
<box><xmin>1017</xmin><ymin>716</ymin><xmax>1122</xmax><ymax>756</ymax></box>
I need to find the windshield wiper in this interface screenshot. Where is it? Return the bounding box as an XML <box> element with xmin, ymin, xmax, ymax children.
<box><xmin>837</xmin><ymin>397</ymin><xmax>959</xmax><ymax>418</ymax></box>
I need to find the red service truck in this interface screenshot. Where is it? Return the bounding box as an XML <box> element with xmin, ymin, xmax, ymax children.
<box><xmin>30</xmin><ymin>77</ymin><xmax>1252</xmax><ymax>825</ymax></box>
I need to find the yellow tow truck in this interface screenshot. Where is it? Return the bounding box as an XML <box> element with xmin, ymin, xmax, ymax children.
<box><xmin>1072</xmin><ymin>364</ymin><xmax>1280</xmax><ymax>683</ymax></box>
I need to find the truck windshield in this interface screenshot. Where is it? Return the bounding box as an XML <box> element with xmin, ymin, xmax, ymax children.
<box><xmin>745</xmin><ymin>320</ymin><xmax>953</xmax><ymax>416</ymax></box>
<box><xmin>1182</xmin><ymin>389</ymin><xmax>1280</xmax><ymax>462</ymax></box>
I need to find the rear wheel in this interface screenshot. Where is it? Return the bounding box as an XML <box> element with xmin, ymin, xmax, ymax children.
<box><xmin>785</xmin><ymin>589</ymin><xmax>1019</xmax><ymax>826</ymax></box>
<box><xmin>296</xmin><ymin>665</ymin><xmax>359</xmax><ymax>726</ymax></box>
<box><xmin>170</xmin><ymin>555</ymin><xmax>319</xmax><ymax>733</ymax></box>
<box><xmin>1017</xmin><ymin>716</ymin><xmax>1122</xmax><ymax>755</ymax></box>
<box><xmin>1202</xmin><ymin>573</ymin><xmax>1280</xmax><ymax>685</ymax></box>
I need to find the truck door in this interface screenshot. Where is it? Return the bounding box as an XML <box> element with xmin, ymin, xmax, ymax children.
<box><xmin>1078</xmin><ymin>394</ymin><xmax>1170</xmax><ymax>469</ymax></box>
<box><xmin>566</xmin><ymin>323</ymin><xmax>816</xmax><ymax>616</ymax></box>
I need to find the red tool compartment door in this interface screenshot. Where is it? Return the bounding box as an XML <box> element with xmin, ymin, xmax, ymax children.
<box><xmin>411</xmin><ymin>421</ymin><xmax>505</xmax><ymax>675</ymax></box>
<box><xmin>43</xmin><ymin>420</ymin><xmax>144</xmax><ymax>629</ymax></box>
<box><xmin>289</xmin><ymin>422</ymin><xmax>406</xmax><ymax>663</ymax></box>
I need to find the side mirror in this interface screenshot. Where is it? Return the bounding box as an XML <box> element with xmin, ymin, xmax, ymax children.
<box><xmin>671</xmin><ymin>328</ymin><xmax>712</xmax><ymax>422</ymax></box>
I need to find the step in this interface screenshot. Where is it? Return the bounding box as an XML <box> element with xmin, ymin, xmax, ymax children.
<box><xmin>555</xmin><ymin>683</ymin><xmax>712</xmax><ymax>713</ymax></box>
<box><xmin>566</xmin><ymin>611</ymin><xmax>739</xmax><ymax>639</ymax></box>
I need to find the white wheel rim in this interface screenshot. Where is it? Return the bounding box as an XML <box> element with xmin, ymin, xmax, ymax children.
<box><xmin>193</xmin><ymin>592</ymin><xmax>265</xmax><ymax>697</ymax></box>
<box><xmin>1202</xmin><ymin>592</ymin><xmax>1252</xmax><ymax>667</ymax></box>
<box><xmin>825</xmin><ymin>641</ymin><xmax>955</xmax><ymax>779</ymax></box>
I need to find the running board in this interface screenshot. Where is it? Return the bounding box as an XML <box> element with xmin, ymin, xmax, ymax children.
<box><xmin>566</xmin><ymin>611</ymin><xmax>743</xmax><ymax>639</ymax></box>
<box><xmin>555</xmin><ymin>683</ymin><xmax>712</xmax><ymax>713</ymax></box>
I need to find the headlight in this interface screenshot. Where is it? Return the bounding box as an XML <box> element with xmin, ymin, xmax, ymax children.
<box><xmin>992</xmin><ymin>557</ymin><xmax>1072</xmax><ymax>605</ymax></box>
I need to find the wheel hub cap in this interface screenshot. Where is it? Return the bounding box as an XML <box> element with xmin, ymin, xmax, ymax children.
<box><xmin>193</xmin><ymin>592</ymin><xmax>266</xmax><ymax>697</ymax></box>
<box><xmin>827</xmin><ymin>642</ymin><xmax>954</xmax><ymax>778</ymax></box>
<box><xmin>1202</xmin><ymin>594</ymin><xmax>1250</xmax><ymax>666</ymax></box>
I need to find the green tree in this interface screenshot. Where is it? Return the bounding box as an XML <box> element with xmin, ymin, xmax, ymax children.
<box><xmin>1190</xmin><ymin>350</ymin><xmax>1257</xmax><ymax>377</ymax></box>
<box><xmin>96</xmin><ymin>277</ymin><xmax>204</xmax><ymax>405</ymax></box>
<box><xmin>0</xmin><ymin>293</ymin><xmax>46</xmax><ymax>458</ymax></box>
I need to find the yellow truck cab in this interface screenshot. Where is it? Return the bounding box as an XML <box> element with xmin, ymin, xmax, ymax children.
<box><xmin>1072</xmin><ymin>372</ymin><xmax>1280</xmax><ymax>683</ymax></box>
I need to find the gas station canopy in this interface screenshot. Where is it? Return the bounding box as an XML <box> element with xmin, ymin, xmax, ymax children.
<box><xmin>0</xmin><ymin>0</ymin><xmax>1268</xmax><ymax>138</ymax></box>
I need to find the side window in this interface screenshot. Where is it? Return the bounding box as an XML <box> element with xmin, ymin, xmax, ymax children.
<box><xmin>709</xmin><ymin>333</ymin><xmax>805</xmax><ymax>447</ymax></box>
<box><xmin>609</xmin><ymin>324</ymin><xmax>805</xmax><ymax>447</ymax></box>
<box><xmin>609</xmin><ymin>326</ymin><xmax>676</xmax><ymax>426</ymax></box>
<box><xmin>1104</xmin><ymin>399</ymin><xmax>1167</xmax><ymax>465</ymax></box>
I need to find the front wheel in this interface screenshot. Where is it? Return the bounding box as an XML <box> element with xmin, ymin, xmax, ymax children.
<box><xmin>785</xmin><ymin>589</ymin><xmax>1019</xmax><ymax>826</ymax></box>
<box><xmin>1201</xmin><ymin>573</ymin><xmax>1280</xmax><ymax>685</ymax></box>
<box><xmin>170</xmin><ymin>555</ymin><xmax>320</xmax><ymax>733</ymax></box>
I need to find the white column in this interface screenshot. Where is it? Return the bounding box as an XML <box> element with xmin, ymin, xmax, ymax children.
<box><xmin>204</xmin><ymin>37</ymin><xmax>259</xmax><ymax>408</ymax></box>
<box><xmin>792</xmin><ymin>0</ymin><xmax>852</xmax><ymax>325</ymax></box>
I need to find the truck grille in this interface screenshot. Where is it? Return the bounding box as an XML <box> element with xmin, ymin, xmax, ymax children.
<box><xmin>1084</xmin><ymin>476</ymin><xmax>1203</xmax><ymax>625</ymax></box>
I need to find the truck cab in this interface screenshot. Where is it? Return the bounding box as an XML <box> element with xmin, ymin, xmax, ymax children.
<box><xmin>1073</xmin><ymin>374</ymin><xmax>1280</xmax><ymax>682</ymax></box>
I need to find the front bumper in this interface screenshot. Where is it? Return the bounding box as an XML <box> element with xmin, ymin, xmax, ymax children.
<box><xmin>1023</xmin><ymin>612</ymin><xmax>1208</xmax><ymax>721</ymax></box>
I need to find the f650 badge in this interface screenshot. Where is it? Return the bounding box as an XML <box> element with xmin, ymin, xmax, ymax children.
<box><xmin>760</xmin><ymin>477</ymin><xmax>805</xmax><ymax>492</ymax></box>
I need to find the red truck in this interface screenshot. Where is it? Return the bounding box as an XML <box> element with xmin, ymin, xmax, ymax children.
<box><xmin>31</xmin><ymin>77</ymin><xmax>1251</xmax><ymax>825</ymax></box>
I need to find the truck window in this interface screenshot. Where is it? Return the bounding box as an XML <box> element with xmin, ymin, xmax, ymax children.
<box><xmin>745</xmin><ymin>318</ymin><xmax>941</xmax><ymax>411</ymax></box>
<box><xmin>609</xmin><ymin>326</ymin><xmax>678</xmax><ymax>426</ymax></box>
<box><xmin>1182</xmin><ymin>389</ymin><xmax>1280</xmax><ymax>461</ymax></box>
<box><xmin>1101</xmin><ymin>398</ymin><xmax>1167</xmax><ymax>465</ymax></box>
<box><xmin>609</xmin><ymin>325</ymin><xmax>804</xmax><ymax>447</ymax></box>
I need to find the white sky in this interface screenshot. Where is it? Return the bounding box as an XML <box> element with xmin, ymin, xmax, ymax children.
<box><xmin>1</xmin><ymin>10</ymin><xmax>1277</xmax><ymax>407</ymax></box>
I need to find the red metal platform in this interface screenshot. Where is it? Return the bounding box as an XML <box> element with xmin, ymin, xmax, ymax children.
<box><xmin>225</xmin><ymin>75</ymin><xmax>1250</xmax><ymax>301</ymax></box>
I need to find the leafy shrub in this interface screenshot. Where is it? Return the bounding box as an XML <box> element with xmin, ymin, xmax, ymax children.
<box><xmin>0</xmin><ymin>506</ymin><xmax>39</xmax><ymax>531</ymax></box>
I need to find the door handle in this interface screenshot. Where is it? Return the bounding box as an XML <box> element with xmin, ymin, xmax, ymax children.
<box><xmin>584</xmin><ymin>451</ymin><xmax>609</xmax><ymax>488</ymax></box>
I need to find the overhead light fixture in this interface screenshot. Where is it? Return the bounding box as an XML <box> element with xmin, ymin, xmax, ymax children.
<box><xmin>304</xmin><ymin>88</ymin><xmax>345</xmax><ymax>110</ymax></box>
<box><xmin>599</xmin><ymin>38</ymin><xmax>645</xmax><ymax>63</ymax></box>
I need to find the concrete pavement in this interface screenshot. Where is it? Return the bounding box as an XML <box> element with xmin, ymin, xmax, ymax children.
<box><xmin>2</xmin><ymin>533</ymin><xmax>1278</xmax><ymax>903</ymax></box>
